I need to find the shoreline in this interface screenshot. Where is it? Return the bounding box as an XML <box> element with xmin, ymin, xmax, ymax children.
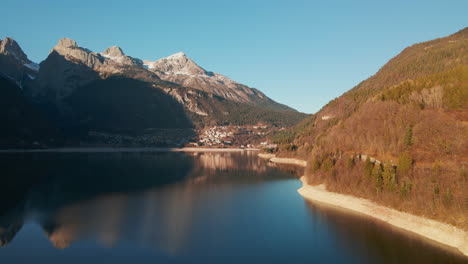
<box><xmin>258</xmin><ymin>153</ymin><xmax>307</xmax><ymax>167</ymax></box>
<box><xmin>0</xmin><ymin>147</ymin><xmax>260</xmax><ymax>153</ymax></box>
<box><xmin>263</xmin><ymin>153</ymin><xmax>468</xmax><ymax>257</ymax></box>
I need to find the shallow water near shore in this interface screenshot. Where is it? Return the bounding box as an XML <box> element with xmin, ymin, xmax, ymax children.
<box><xmin>0</xmin><ymin>151</ymin><xmax>465</xmax><ymax>263</ymax></box>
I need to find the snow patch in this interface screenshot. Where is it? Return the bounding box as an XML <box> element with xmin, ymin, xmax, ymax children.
<box><xmin>165</xmin><ymin>52</ymin><xmax>186</xmax><ymax>59</ymax></box>
<box><xmin>143</xmin><ymin>60</ymin><xmax>154</xmax><ymax>70</ymax></box>
<box><xmin>24</xmin><ymin>62</ymin><xmax>40</xmax><ymax>72</ymax></box>
<box><xmin>100</xmin><ymin>53</ymin><xmax>125</xmax><ymax>64</ymax></box>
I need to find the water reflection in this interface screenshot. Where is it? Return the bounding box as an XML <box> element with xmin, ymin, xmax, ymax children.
<box><xmin>303</xmin><ymin>201</ymin><xmax>467</xmax><ymax>263</ymax></box>
<box><xmin>0</xmin><ymin>151</ymin><xmax>464</xmax><ymax>264</ymax></box>
<box><xmin>0</xmin><ymin>151</ymin><xmax>298</xmax><ymax>252</ymax></box>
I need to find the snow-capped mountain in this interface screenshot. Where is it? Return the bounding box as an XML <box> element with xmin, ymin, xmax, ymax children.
<box><xmin>0</xmin><ymin>37</ymin><xmax>306</xmax><ymax>147</ymax></box>
<box><xmin>36</xmin><ymin>38</ymin><xmax>293</xmax><ymax>111</ymax></box>
<box><xmin>143</xmin><ymin>52</ymin><xmax>207</xmax><ymax>75</ymax></box>
<box><xmin>100</xmin><ymin>46</ymin><xmax>143</xmax><ymax>67</ymax></box>
<box><xmin>144</xmin><ymin>52</ymin><xmax>271</xmax><ymax>105</ymax></box>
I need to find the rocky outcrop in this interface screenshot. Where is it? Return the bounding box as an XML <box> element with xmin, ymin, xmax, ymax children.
<box><xmin>0</xmin><ymin>37</ymin><xmax>39</xmax><ymax>88</ymax></box>
<box><xmin>49</xmin><ymin>38</ymin><xmax>143</xmax><ymax>74</ymax></box>
<box><xmin>144</xmin><ymin>52</ymin><xmax>293</xmax><ymax>111</ymax></box>
<box><xmin>102</xmin><ymin>46</ymin><xmax>124</xmax><ymax>57</ymax></box>
<box><xmin>51</xmin><ymin>38</ymin><xmax>104</xmax><ymax>69</ymax></box>
<box><xmin>101</xmin><ymin>46</ymin><xmax>143</xmax><ymax>67</ymax></box>
<box><xmin>38</xmin><ymin>38</ymin><xmax>151</xmax><ymax>99</ymax></box>
<box><xmin>0</xmin><ymin>36</ymin><xmax>306</xmax><ymax>147</ymax></box>
<box><xmin>0</xmin><ymin>37</ymin><xmax>31</xmax><ymax>65</ymax></box>
<box><xmin>145</xmin><ymin>52</ymin><xmax>207</xmax><ymax>76</ymax></box>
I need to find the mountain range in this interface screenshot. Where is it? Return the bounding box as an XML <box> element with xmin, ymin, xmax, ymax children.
<box><xmin>0</xmin><ymin>37</ymin><xmax>307</xmax><ymax>147</ymax></box>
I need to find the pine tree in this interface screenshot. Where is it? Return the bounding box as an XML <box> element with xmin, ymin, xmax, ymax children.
<box><xmin>382</xmin><ymin>163</ymin><xmax>397</xmax><ymax>191</ymax></box>
<box><xmin>404</xmin><ymin>125</ymin><xmax>413</xmax><ymax>148</ymax></box>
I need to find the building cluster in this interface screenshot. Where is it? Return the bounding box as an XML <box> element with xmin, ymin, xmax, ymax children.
<box><xmin>195</xmin><ymin>125</ymin><xmax>276</xmax><ymax>148</ymax></box>
<box><xmin>198</xmin><ymin>126</ymin><xmax>234</xmax><ymax>146</ymax></box>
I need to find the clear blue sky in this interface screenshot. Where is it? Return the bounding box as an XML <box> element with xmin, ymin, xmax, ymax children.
<box><xmin>2</xmin><ymin>0</ymin><xmax>467</xmax><ymax>113</ymax></box>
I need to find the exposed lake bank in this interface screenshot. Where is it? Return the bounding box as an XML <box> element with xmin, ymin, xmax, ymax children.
<box><xmin>262</xmin><ymin>154</ymin><xmax>468</xmax><ymax>257</ymax></box>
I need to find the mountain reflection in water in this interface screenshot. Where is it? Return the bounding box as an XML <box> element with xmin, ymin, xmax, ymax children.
<box><xmin>0</xmin><ymin>151</ymin><xmax>298</xmax><ymax>252</ymax></box>
<box><xmin>0</xmin><ymin>151</ymin><xmax>465</xmax><ymax>264</ymax></box>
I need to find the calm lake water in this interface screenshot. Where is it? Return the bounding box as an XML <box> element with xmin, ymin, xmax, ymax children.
<box><xmin>0</xmin><ymin>151</ymin><xmax>465</xmax><ymax>263</ymax></box>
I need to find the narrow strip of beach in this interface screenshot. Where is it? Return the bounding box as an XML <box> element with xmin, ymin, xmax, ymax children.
<box><xmin>262</xmin><ymin>154</ymin><xmax>468</xmax><ymax>257</ymax></box>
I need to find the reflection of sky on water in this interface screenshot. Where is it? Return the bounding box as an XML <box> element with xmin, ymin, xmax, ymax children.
<box><xmin>0</xmin><ymin>152</ymin><xmax>465</xmax><ymax>264</ymax></box>
<box><xmin>0</xmin><ymin>151</ymin><xmax>299</xmax><ymax>254</ymax></box>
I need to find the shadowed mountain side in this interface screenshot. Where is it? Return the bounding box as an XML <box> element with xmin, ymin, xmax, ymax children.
<box><xmin>35</xmin><ymin>50</ymin><xmax>101</xmax><ymax>99</ymax></box>
<box><xmin>145</xmin><ymin>52</ymin><xmax>301</xmax><ymax>113</ymax></box>
<box><xmin>1</xmin><ymin>37</ymin><xmax>307</xmax><ymax>148</ymax></box>
<box><xmin>159</xmin><ymin>86</ymin><xmax>309</xmax><ymax>127</ymax></box>
<box><xmin>36</xmin><ymin>48</ymin><xmax>305</xmax><ymax>132</ymax></box>
<box><xmin>0</xmin><ymin>76</ymin><xmax>59</xmax><ymax>148</ymax></box>
<box><xmin>64</xmin><ymin>76</ymin><xmax>194</xmax><ymax>136</ymax></box>
<box><xmin>121</xmin><ymin>79</ymin><xmax>308</xmax><ymax>128</ymax></box>
<box><xmin>0</xmin><ymin>37</ymin><xmax>39</xmax><ymax>88</ymax></box>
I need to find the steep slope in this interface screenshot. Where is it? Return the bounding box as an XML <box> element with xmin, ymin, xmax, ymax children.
<box><xmin>144</xmin><ymin>52</ymin><xmax>295</xmax><ymax>111</ymax></box>
<box><xmin>35</xmin><ymin>38</ymin><xmax>306</xmax><ymax>129</ymax></box>
<box><xmin>0</xmin><ymin>37</ymin><xmax>39</xmax><ymax>89</ymax></box>
<box><xmin>0</xmin><ymin>76</ymin><xmax>58</xmax><ymax>148</ymax></box>
<box><xmin>276</xmin><ymin>28</ymin><xmax>468</xmax><ymax>229</ymax></box>
<box><xmin>65</xmin><ymin>77</ymin><xmax>193</xmax><ymax>134</ymax></box>
<box><xmin>36</xmin><ymin>38</ymin><xmax>161</xmax><ymax>99</ymax></box>
<box><xmin>100</xmin><ymin>46</ymin><xmax>143</xmax><ymax>67</ymax></box>
<box><xmin>0</xmin><ymin>37</ymin><xmax>307</xmax><ymax>146</ymax></box>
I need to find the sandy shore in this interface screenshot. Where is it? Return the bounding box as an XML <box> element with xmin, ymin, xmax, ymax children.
<box><xmin>0</xmin><ymin>147</ymin><xmax>260</xmax><ymax>153</ymax></box>
<box><xmin>298</xmin><ymin>177</ymin><xmax>468</xmax><ymax>257</ymax></box>
<box><xmin>258</xmin><ymin>153</ymin><xmax>276</xmax><ymax>159</ymax></box>
<box><xmin>258</xmin><ymin>153</ymin><xmax>308</xmax><ymax>167</ymax></box>
<box><xmin>262</xmin><ymin>154</ymin><xmax>468</xmax><ymax>257</ymax></box>
<box><xmin>270</xmin><ymin>157</ymin><xmax>307</xmax><ymax>167</ymax></box>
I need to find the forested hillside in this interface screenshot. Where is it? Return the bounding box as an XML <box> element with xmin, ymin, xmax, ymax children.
<box><xmin>271</xmin><ymin>28</ymin><xmax>468</xmax><ymax>229</ymax></box>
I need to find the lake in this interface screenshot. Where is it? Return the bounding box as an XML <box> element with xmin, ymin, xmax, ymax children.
<box><xmin>0</xmin><ymin>151</ymin><xmax>465</xmax><ymax>263</ymax></box>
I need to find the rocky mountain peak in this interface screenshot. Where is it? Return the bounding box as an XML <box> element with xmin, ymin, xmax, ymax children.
<box><xmin>50</xmin><ymin>37</ymin><xmax>104</xmax><ymax>70</ymax></box>
<box><xmin>148</xmin><ymin>52</ymin><xmax>207</xmax><ymax>76</ymax></box>
<box><xmin>0</xmin><ymin>37</ymin><xmax>30</xmax><ymax>64</ymax></box>
<box><xmin>166</xmin><ymin>52</ymin><xmax>186</xmax><ymax>59</ymax></box>
<box><xmin>102</xmin><ymin>46</ymin><xmax>125</xmax><ymax>57</ymax></box>
<box><xmin>100</xmin><ymin>46</ymin><xmax>142</xmax><ymax>67</ymax></box>
<box><xmin>55</xmin><ymin>38</ymin><xmax>78</xmax><ymax>49</ymax></box>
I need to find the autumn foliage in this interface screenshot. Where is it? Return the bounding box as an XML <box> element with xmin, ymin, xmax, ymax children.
<box><xmin>274</xmin><ymin>28</ymin><xmax>468</xmax><ymax>229</ymax></box>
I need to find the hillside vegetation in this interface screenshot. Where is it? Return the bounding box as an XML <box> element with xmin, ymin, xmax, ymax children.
<box><xmin>272</xmin><ymin>28</ymin><xmax>468</xmax><ymax>229</ymax></box>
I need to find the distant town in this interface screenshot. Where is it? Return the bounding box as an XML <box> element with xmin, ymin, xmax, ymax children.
<box><xmin>81</xmin><ymin>125</ymin><xmax>280</xmax><ymax>149</ymax></box>
<box><xmin>193</xmin><ymin>125</ymin><xmax>279</xmax><ymax>149</ymax></box>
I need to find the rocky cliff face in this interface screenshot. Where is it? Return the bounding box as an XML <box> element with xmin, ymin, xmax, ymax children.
<box><xmin>34</xmin><ymin>37</ymin><xmax>299</xmax><ymax>114</ymax></box>
<box><xmin>37</xmin><ymin>38</ymin><xmax>158</xmax><ymax>99</ymax></box>
<box><xmin>100</xmin><ymin>46</ymin><xmax>143</xmax><ymax>67</ymax></box>
<box><xmin>0</xmin><ymin>37</ymin><xmax>32</xmax><ymax>65</ymax></box>
<box><xmin>0</xmin><ymin>37</ymin><xmax>39</xmax><ymax>88</ymax></box>
<box><xmin>144</xmin><ymin>52</ymin><xmax>289</xmax><ymax>109</ymax></box>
